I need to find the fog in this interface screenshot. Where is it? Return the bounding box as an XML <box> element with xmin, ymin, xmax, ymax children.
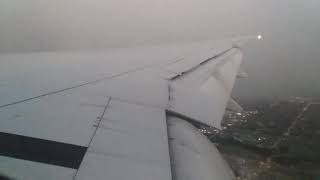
<box><xmin>1</xmin><ymin>0</ymin><xmax>320</xmax><ymax>101</ymax></box>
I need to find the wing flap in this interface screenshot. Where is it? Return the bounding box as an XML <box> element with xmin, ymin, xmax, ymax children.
<box><xmin>168</xmin><ymin>48</ymin><xmax>243</xmax><ymax>128</ymax></box>
<box><xmin>75</xmin><ymin>100</ymin><xmax>172</xmax><ymax>180</ymax></box>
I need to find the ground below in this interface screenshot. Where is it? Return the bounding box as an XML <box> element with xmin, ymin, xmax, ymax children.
<box><xmin>199</xmin><ymin>97</ymin><xmax>320</xmax><ymax>180</ymax></box>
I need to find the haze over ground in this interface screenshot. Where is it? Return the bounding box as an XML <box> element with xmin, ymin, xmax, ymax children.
<box><xmin>1</xmin><ymin>0</ymin><xmax>319</xmax><ymax>100</ymax></box>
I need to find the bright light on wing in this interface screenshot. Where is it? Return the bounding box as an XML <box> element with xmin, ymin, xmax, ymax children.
<box><xmin>257</xmin><ymin>35</ymin><xmax>262</xmax><ymax>40</ymax></box>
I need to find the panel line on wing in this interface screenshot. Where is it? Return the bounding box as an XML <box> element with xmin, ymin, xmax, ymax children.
<box><xmin>73</xmin><ymin>97</ymin><xmax>112</xmax><ymax>179</ymax></box>
<box><xmin>170</xmin><ymin>48</ymin><xmax>234</xmax><ymax>80</ymax></box>
<box><xmin>110</xmin><ymin>96</ymin><xmax>165</xmax><ymax>109</ymax></box>
<box><xmin>0</xmin><ymin>58</ymin><xmax>179</xmax><ymax>109</ymax></box>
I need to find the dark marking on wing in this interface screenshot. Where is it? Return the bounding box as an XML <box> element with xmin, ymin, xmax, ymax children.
<box><xmin>0</xmin><ymin>132</ymin><xmax>87</xmax><ymax>169</ymax></box>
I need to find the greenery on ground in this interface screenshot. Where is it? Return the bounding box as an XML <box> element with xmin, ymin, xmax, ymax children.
<box><xmin>200</xmin><ymin>98</ymin><xmax>320</xmax><ymax>180</ymax></box>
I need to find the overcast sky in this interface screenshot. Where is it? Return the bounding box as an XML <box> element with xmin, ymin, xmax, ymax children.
<box><xmin>1</xmin><ymin>0</ymin><xmax>320</xmax><ymax>101</ymax></box>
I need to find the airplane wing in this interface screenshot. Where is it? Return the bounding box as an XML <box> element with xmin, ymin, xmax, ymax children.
<box><xmin>0</xmin><ymin>40</ymin><xmax>242</xmax><ymax>180</ymax></box>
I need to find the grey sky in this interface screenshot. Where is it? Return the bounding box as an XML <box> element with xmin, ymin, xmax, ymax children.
<box><xmin>1</xmin><ymin>0</ymin><xmax>320</xmax><ymax>100</ymax></box>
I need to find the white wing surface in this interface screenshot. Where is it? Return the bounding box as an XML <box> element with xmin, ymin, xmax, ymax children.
<box><xmin>0</xmin><ymin>40</ymin><xmax>241</xmax><ymax>180</ymax></box>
